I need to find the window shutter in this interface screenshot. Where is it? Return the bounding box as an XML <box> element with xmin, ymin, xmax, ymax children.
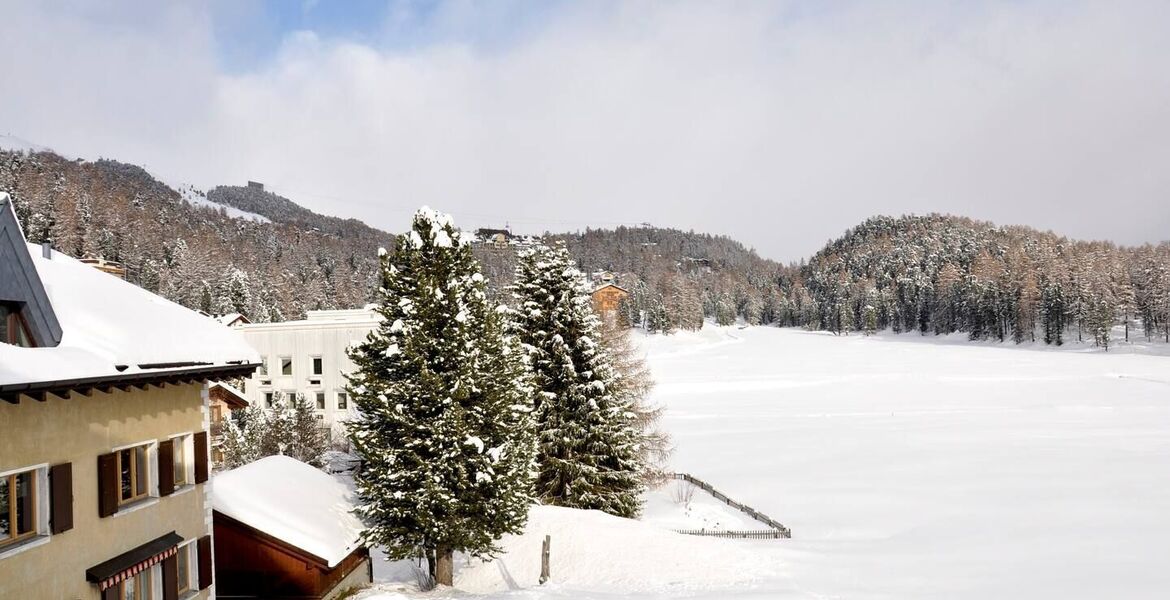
<box><xmin>102</xmin><ymin>585</ymin><xmax>119</xmax><ymax>600</ymax></box>
<box><xmin>97</xmin><ymin>452</ymin><xmax>118</xmax><ymax>518</ymax></box>
<box><xmin>197</xmin><ymin>535</ymin><xmax>213</xmax><ymax>590</ymax></box>
<box><xmin>158</xmin><ymin>440</ymin><xmax>175</xmax><ymax>497</ymax></box>
<box><xmin>49</xmin><ymin>462</ymin><xmax>74</xmax><ymax>534</ymax></box>
<box><xmin>193</xmin><ymin>432</ymin><xmax>209</xmax><ymax>484</ymax></box>
<box><xmin>162</xmin><ymin>553</ymin><xmax>178</xmax><ymax>600</ymax></box>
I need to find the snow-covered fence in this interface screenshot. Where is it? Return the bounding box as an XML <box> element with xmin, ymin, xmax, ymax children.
<box><xmin>673</xmin><ymin>529</ymin><xmax>789</xmax><ymax>540</ymax></box>
<box><xmin>670</xmin><ymin>472</ymin><xmax>792</xmax><ymax>539</ymax></box>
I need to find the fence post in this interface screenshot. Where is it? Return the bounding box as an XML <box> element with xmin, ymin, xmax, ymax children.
<box><xmin>539</xmin><ymin>535</ymin><xmax>551</xmax><ymax>584</ymax></box>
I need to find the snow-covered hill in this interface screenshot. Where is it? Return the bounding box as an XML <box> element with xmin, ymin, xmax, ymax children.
<box><xmin>360</xmin><ymin>326</ymin><xmax>1170</xmax><ymax>598</ymax></box>
<box><xmin>641</xmin><ymin>325</ymin><xmax>1170</xmax><ymax>598</ymax></box>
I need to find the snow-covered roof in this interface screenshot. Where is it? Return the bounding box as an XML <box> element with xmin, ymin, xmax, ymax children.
<box><xmin>592</xmin><ymin>282</ymin><xmax>630</xmax><ymax>294</ymax></box>
<box><xmin>209</xmin><ymin>381</ymin><xmax>249</xmax><ymax>406</ymax></box>
<box><xmin>212</xmin><ymin>455</ymin><xmax>365</xmax><ymax>567</ymax></box>
<box><xmin>0</xmin><ymin>242</ymin><xmax>259</xmax><ymax>386</ymax></box>
<box><xmin>215</xmin><ymin>312</ymin><xmax>250</xmax><ymax>326</ymax></box>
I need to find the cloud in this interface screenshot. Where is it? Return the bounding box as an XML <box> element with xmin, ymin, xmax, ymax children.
<box><xmin>1</xmin><ymin>1</ymin><xmax>1168</xmax><ymax>260</ymax></box>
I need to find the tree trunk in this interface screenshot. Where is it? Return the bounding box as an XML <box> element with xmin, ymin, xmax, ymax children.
<box><xmin>435</xmin><ymin>545</ymin><xmax>454</xmax><ymax>586</ymax></box>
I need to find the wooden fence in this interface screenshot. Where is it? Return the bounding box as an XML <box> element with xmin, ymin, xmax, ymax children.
<box><xmin>670</xmin><ymin>472</ymin><xmax>792</xmax><ymax>539</ymax></box>
<box><xmin>673</xmin><ymin>529</ymin><xmax>789</xmax><ymax>540</ymax></box>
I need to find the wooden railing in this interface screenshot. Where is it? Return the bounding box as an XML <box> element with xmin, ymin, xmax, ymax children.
<box><xmin>670</xmin><ymin>472</ymin><xmax>792</xmax><ymax>539</ymax></box>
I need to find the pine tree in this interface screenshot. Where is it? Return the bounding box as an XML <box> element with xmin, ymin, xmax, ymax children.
<box><xmin>346</xmin><ymin>207</ymin><xmax>535</xmax><ymax>586</ymax></box>
<box><xmin>508</xmin><ymin>242</ymin><xmax>645</xmax><ymax>518</ymax></box>
<box><xmin>216</xmin><ymin>392</ymin><xmax>329</xmax><ymax>470</ymax></box>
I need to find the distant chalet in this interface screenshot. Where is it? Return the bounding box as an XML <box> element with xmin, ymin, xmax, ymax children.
<box><xmin>0</xmin><ymin>192</ymin><xmax>260</xmax><ymax>599</ymax></box>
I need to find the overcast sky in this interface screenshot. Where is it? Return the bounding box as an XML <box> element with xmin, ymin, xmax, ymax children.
<box><xmin>1</xmin><ymin>1</ymin><xmax>1168</xmax><ymax>261</ymax></box>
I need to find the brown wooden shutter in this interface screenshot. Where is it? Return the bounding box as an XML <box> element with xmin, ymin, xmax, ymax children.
<box><xmin>97</xmin><ymin>452</ymin><xmax>118</xmax><ymax>518</ymax></box>
<box><xmin>161</xmin><ymin>553</ymin><xmax>179</xmax><ymax>600</ymax></box>
<box><xmin>157</xmin><ymin>440</ymin><xmax>175</xmax><ymax>497</ymax></box>
<box><xmin>197</xmin><ymin>535</ymin><xmax>213</xmax><ymax>590</ymax></box>
<box><xmin>193</xmin><ymin>431</ymin><xmax>209</xmax><ymax>484</ymax></box>
<box><xmin>49</xmin><ymin>462</ymin><xmax>74</xmax><ymax>534</ymax></box>
<box><xmin>102</xmin><ymin>585</ymin><xmax>119</xmax><ymax>600</ymax></box>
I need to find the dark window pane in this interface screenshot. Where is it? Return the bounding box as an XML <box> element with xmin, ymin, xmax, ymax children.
<box><xmin>316</xmin><ymin>393</ymin><xmax>325</xmax><ymax>409</ymax></box>
<box><xmin>0</xmin><ymin>305</ymin><xmax>10</xmax><ymax>344</ymax></box>
<box><xmin>15</xmin><ymin>471</ymin><xmax>33</xmax><ymax>535</ymax></box>
<box><xmin>264</xmin><ymin>392</ymin><xmax>273</xmax><ymax>407</ymax></box>
<box><xmin>312</xmin><ymin>357</ymin><xmax>323</xmax><ymax>375</ymax></box>
<box><xmin>281</xmin><ymin>357</ymin><xmax>292</xmax><ymax>375</ymax></box>
<box><xmin>120</xmin><ymin>449</ymin><xmax>133</xmax><ymax>501</ymax></box>
<box><xmin>134</xmin><ymin>447</ymin><xmax>147</xmax><ymax>496</ymax></box>
<box><xmin>337</xmin><ymin>392</ymin><xmax>348</xmax><ymax>410</ymax></box>
<box><xmin>0</xmin><ymin>476</ymin><xmax>10</xmax><ymax>538</ymax></box>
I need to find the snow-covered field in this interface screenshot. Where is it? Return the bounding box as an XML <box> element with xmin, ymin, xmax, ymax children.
<box><xmin>363</xmin><ymin>326</ymin><xmax>1170</xmax><ymax>599</ymax></box>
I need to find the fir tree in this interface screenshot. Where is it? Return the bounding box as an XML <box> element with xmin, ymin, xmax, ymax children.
<box><xmin>508</xmin><ymin>242</ymin><xmax>645</xmax><ymax>518</ymax></box>
<box><xmin>346</xmin><ymin>207</ymin><xmax>535</xmax><ymax>586</ymax></box>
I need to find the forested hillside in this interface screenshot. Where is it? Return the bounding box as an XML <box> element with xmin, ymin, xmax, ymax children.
<box><xmin>0</xmin><ymin>149</ymin><xmax>388</xmax><ymax>320</ymax></box>
<box><xmin>3</xmin><ymin>148</ymin><xmax>1166</xmax><ymax>346</ymax></box>
<box><xmin>788</xmin><ymin>215</ymin><xmax>1170</xmax><ymax>347</ymax></box>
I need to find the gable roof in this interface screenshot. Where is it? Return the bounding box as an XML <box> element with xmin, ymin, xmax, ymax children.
<box><xmin>592</xmin><ymin>282</ymin><xmax>630</xmax><ymax>295</ymax></box>
<box><xmin>212</xmin><ymin>456</ymin><xmax>364</xmax><ymax>568</ymax></box>
<box><xmin>0</xmin><ymin>193</ymin><xmax>62</xmax><ymax>347</ymax></box>
<box><xmin>209</xmin><ymin>381</ymin><xmax>249</xmax><ymax>409</ymax></box>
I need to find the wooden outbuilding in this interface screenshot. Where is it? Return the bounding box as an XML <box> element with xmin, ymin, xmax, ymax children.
<box><xmin>212</xmin><ymin>456</ymin><xmax>371</xmax><ymax>599</ymax></box>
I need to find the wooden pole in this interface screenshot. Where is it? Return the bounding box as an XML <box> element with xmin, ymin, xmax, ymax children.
<box><xmin>539</xmin><ymin>535</ymin><xmax>551</xmax><ymax>584</ymax></box>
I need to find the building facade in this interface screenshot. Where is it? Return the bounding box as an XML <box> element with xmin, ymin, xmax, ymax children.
<box><xmin>0</xmin><ymin>192</ymin><xmax>259</xmax><ymax>599</ymax></box>
<box><xmin>237</xmin><ymin>308</ymin><xmax>381</xmax><ymax>428</ymax></box>
<box><xmin>591</xmin><ymin>282</ymin><xmax>630</xmax><ymax>326</ymax></box>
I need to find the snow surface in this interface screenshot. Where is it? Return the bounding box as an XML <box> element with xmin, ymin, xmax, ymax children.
<box><xmin>171</xmin><ymin>181</ymin><xmax>271</xmax><ymax>223</ymax></box>
<box><xmin>359</xmin><ymin>504</ymin><xmax>785</xmax><ymax>599</ymax></box>
<box><xmin>640</xmin><ymin>481</ymin><xmax>760</xmax><ymax>532</ymax></box>
<box><xmin>0</xmin><ymin>243</ymin><xmax>258</xmax><ymax>385</ymax></box>
<box><xmin>639</xmin><ymin>325</ymin><xmax>1170</xmax><ymax>598</ymax></box>
<box><xmin>212</xmin><ymin>455</ymin><xmax>365</xmax><ymax>567</ymax></box>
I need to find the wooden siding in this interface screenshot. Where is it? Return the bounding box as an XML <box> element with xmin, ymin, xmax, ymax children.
<box><xmin>213</xmin><ymin>511</ymin><xmax>370</xmax><ymax>599</ymax></box>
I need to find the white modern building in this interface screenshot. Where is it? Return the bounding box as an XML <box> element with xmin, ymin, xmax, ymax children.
<box><xmin>237</xmin><ymin>308</ymin><xmax>381</xmax><ymax>428</ymax></box>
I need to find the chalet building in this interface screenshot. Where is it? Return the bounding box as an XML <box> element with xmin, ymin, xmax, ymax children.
<box><xmin>473</xmin><ymin>228</ymin><xmax>513</xmax><ymax>250</ymax></box>
<box><xmin>208</xmin><ymin>382</ymin><xmax>249</xmax><ymax>464</ymax></box>
<box><xmin>591</xmin><ymin>282</ymin><xmax>630</xmax><ymax>326</ymax></box>
<box><xmin>0</xmin><ymin>192</ymin><xmax>259</xmax><ymax>599</ymax></box>
<box><xmin>211</xmin><ymin>456</ymin><xmax>370</xmax><ymax>599</ymax></box>
<box><xmin>215</xmin><ymin>313</ymin><xmax>251</xmax><ymax>328</ymax></box>
<box><xmin>238</xmin><ymin>308</ymin><xmax>380</xmax><ymax>430</ymax></box>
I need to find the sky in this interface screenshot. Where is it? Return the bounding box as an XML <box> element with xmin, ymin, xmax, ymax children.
<box><xmin>1</xmin><ymin>0</ymin><xmax>1168</xmax><ymax>262</ymax></box>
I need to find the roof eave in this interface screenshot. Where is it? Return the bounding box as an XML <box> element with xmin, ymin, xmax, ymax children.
<box><xmin>0</xmin><ymin>362</ymin><xmax>260</xmax><ymax>404</ymax></box>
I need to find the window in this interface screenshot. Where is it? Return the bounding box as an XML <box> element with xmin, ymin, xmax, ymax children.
<box><xmin>172</xmin><ymin>435</ymin><xmax>190</xmax><ymax>488</ymax></box>
<box><xmin>280</xmin><ymin>356</ymin><xmax>293</xmax><ymax>376</ymax></box>
<box><xmin>311</xmin><ymin>356</ymin><xmax>323</xmax><ymax>376</ymax></box>
<box><xmin>337</xmin><ymin>392</ymin><xmax>348</xmax><ymax>410</ymax></box>
<box><xmin>0</xmin><ymin>469</ymin><xmax>36</xmax><ymax>549</ymax></box>
<box><xmin>176</xmin><ymin>541</ymin><xmax>194</xmax><ymax>594</ymax></box>
<box><xmin>117</xmin><ymin>567</ymin><xmax>152</xmax><ymax>600</ymax></box>
<box><xmin>117</xmin><ymin>444</ymin><xmax>151</xmax><ymax>506</ymax></box>
<box><xmin>257</xmin><ymin>358</ymin><xmax>268</xmax><ymax>377</ymax></box>
<box><xmin>315</xmin><ymin>392</ymin><xmax>325</xmax><ymax>410</ymax></box>
<box><xmin>264</xmin><ymin>392</ymin><xmax>274</xmax><ymax>408</ymax></box>
<box><xmin>0</xmin><ymin>303</ymin><xmax>35</xmax><ymax>348</ymax></box>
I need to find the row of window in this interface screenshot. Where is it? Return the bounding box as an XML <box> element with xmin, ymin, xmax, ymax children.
<box><xmin>262</xmin><ymin>391</ymin><xmax>349</xmax><ymax>411</ymax></box>
<box><xmin>1</xmin><ymin>433</ymin><xmax>209</xmax><ymax>557</ymax></box>
<box><xmin>256</xmin><ymin>355</ymin><xmax>326</xmax><ymax>377</ymax></box>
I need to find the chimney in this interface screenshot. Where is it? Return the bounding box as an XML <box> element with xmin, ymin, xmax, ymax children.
<box><xmin>41</xmin><ymin>242</ymin><xmax>51</xmax><ymax>259</ymax></box>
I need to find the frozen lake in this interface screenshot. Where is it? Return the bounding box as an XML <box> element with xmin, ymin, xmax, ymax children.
<box><xmin>642</xmin><ymin>326</ymin><xmax>1170</xmax><ymax>599</ymax></box>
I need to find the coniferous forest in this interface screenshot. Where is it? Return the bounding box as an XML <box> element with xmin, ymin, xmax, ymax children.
<box><xmin>3</xmin><ymin>147</ymin><xmax>1168</xmax><ymax>347</ymax></box>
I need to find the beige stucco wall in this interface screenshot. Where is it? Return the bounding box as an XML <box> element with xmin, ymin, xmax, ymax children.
<box><xmin>0</xmin><ymin>383</ymin><xmax>213</xmax><ymax>600</ymax></box>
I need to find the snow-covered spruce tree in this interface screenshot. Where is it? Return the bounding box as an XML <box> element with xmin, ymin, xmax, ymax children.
<box><xmin>509</xmin><ymin>242</ymin><xmax>645</xmax><ymax>518</ymax></box>
<box><xmin>216</xmin><ymin>392</ymin><xmax>329</xmax><ymax>470</ymax></box>
<box><xmin>346</xmin><ymin>207</ymin><xmax>535</xmax><ymax>587</ymax></box>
